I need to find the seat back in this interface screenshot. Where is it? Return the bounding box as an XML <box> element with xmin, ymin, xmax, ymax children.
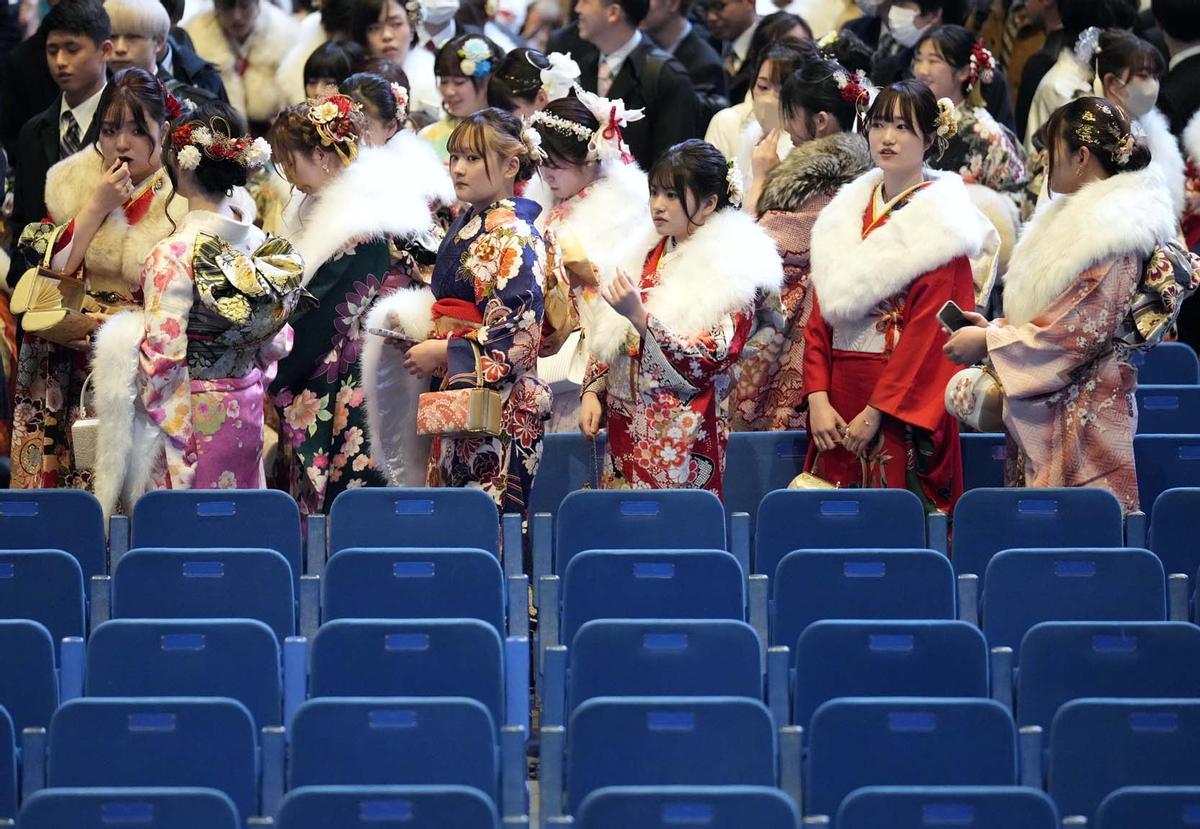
<box><xmin>18</xmin><ymin>787</ymin><xmax>241</xmax><ymax>829</ymax></box>
<box><xmin>566</xmin><ymin>696</ymin><xmax>776</xmax><ymax>810</ymax></box>
<box><xmin>323</xmin><ymin>548</ymin><xmax>504</xmax><ymax>634</ymax></box>
<box><xmin>329</xmin><ymin>488</ymin><xmax>500</xmax><ymax>557</ymax></box>
<box><xmin>1018</xmin><ymin>623</ymin><xmax>1200</xmax><ymax>729</ymax></box>
<box><xmin>112</xmin><ymin>549</ymin><xmax>295</xmax><ymax>642</ymax></box>
<box><xmin>47</xmin><ymin>697</ymin><xmax>258</xmax><ymax>821</ymax></box>
<box><xmin>755</xmin><ymin>490</ymin><xmax>927</xmax><ymax>578</ymax></box>
<box><xmin>132</xmin><ymin>490</ymin><xmax>302</xmax><ymax>587</ymax></box>
<box><xmin>0</xmin><ymin>620</ymin><xmax>57</xmax><ymax>732</ymax></box>
<box><xmin>1131</xmin><ymin>342</ymin><xmax>1200</xmax><ymax>384</ymax></box>
<box><xmin>0</xmin><ymin>707</ymin><xmax>14</xmax><ymax>820</ymax></box>
<box><xmin>86</xmin><ymin>619</ymin><xmax>282</xmax><ymax>729</ymax></box>
<box><xmin>982</xmin><ymin>549</ymin><xmax>1166</xmax><ymax>657</ymax></box>
<box><xmin>960</xmin><ymin>433</ymin><xmax>1007</xmax><ymax>492</ymax></box>
<box><xmin>1136</xmin><ymin>386</ymin><xmax>1200</xmax><ymax>434</ymax></box>
<box><xmin>771</xmin><ymin>550</ymin><xmax>955</xmax><ymax>660</ymax></box>
<box><xmin>309</xmin><ymin>619</ymin><xmax>503</xmax><ymax>726</ymax></box>
<box><xmin>276</xmin><ymin>785</ymin><xmax>500</xmax><ymax>829</ymax></box>
<box><xmin>1048</xmin><ymin>699</ymin><xmax>1200</xmax><ymax>822</ymax></box>
<box><xmin>793</xmin><ymin>621</ymin><xmax>989</xmax><ymax>729</ymax></box>
<box><xmin>837</xmin><ymin>786</ymin><xmax>1059</xmax><ymax>829</ymax></box>
<box><xmin>1149</xmin><ymin>489</ymin><xmax>1200</xmax><ymax>577</ymax></box>
<box><xmin>1095</xmin><ymin>786</ymin><xmax>1200</xmax><ymax>829</ymax></box>
<box><xmin>0</xmin><ymin>490</ymin><xmax>106</xmax><ymax>579</ymax></box>
<box><xmin>555</xmin><ymin>491</ymin><xmax>727</xmax><ymax>575</ymax></box>
<box><xmin>288</xmin><ymin>698</ymin><xmax>498</xmax><ymax>801</ymax></box>
<box><xmin>1135</xmin><ymin>437</ymin><xmax>1200</xmax><ymax>513</ymax></box>
<box><xmin>952</xmin><ymin>489</ymin><xmax>1124</xmax><ymax>578</ymax></box>
<box><xmin>806</xmin><ymin>698</ymin><xmax>1017</xmax><ymax>819</ymax></box>
<box><xmin>576</xmin><ymin>785</ymin><xmax>801</xmax><ymax>829</ymax></box>
<box><xmin>0</xmin><ymin>549</ymin><xmax>85</xmax><ymax>646</ymax></box>
<box><xmin>723</xmin><ymin>431</ymin><xmax>809</xmax><ymax>525</ymax></box>
<box><xmin>561</xmin><ymin>551</ymin><xmax>745</xmax><ymax>647</ymax></box>
<box><xmin>567</xmin><ymin>620</ymin><xmax>762</xmax><ymax>715</ymax></box>
<box><xmin>528</xmin><ymin>433</ymin><xmax>607</xmax><ymax>519</ymax></box>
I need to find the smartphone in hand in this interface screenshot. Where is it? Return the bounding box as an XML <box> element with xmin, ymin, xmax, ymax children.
<box><xmin>366</xmin><ymin>327</ymin><xmax>417</xmax><ymax>347</ymax></box>
<box><xmin>937</xmin><ymin>300</ymin><xmax>972</xmax><ymax>332</ymax></box>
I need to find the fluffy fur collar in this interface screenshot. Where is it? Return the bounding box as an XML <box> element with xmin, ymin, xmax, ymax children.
<box><xmin>759</xmin><ymin>132</ymin><xmax>871</xmax><ymax>215</ymax></box>
<box><xmin>540</xmin><ymin>161</ymin><xmax>651</xmax><ymax>269</ymax></box>
<box><xmin>1138</xmin><ymin>109</ymin><xmax>1185</xmax><ymax>217</ymax></box>
<box><xmin>276</xmin><ymin>12</ymin><xmax>325</xmax><ymax>106</ymax></box>
<box><xmin>585</xmin><ymin>207</ymin><xmax>784</xmax><ymax>363</ymax></box>
<box><xmin>810</xmin><ymin>168</ymin><xmax>987</xmax><ymax>324</ymax></box>
<box><xmin>284</xmin><ymin>138</ymin><xmax>451</xmax><ymax>285</ymax></box>
<box><xmin>186</xmin><ymin>3</ymin><xmax>295</xmax><ymax>120</ymax></box>
<box><xmin>1002</xmin><ymin>164</ymin><xmax>1176</xmax><ymax>326</ymax></box>
<box><xmin>1185</xmin><ymin>108</ymin><xmax>1200</xmax><ymax>169</ymax></box>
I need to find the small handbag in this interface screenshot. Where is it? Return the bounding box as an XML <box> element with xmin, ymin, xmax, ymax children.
<box><xmin>787</xmin><ymin>449</ymin><xmax>873</xmax><ymax>489</ymax></box>
<box><xmin>945</xmin><ymin>364</ymin><xmax>1006</xmax><ymax>433</ymax></box>
<box><xmin>416</xmin><ymin>358</ymin><xmax>504</xmax><ymax>439</ymax></box>
<box><xmin>71</xmin><ymin>372</ymin><xmax>100</xmax><ymax>470</ymax></box>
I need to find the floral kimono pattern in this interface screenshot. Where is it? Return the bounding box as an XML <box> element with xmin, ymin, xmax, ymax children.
<box><xmin>935</xmin><ymin>104</ymin><xmax>1028</xmax><ymax>203</ymax></box>
<box><xmin>427</xmin><ymin>198</ymin><xmax>551</xmax><ymax>515</ymax></box>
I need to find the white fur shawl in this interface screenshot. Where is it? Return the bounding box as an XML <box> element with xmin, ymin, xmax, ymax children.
<box><xmin>1185</xmin><ymin>109</ymin><xmax>1200</xmax><ymax>173</ymax></box>
<box><xmin>1002</xmin><ymin>164</ymin><xmax>1176</xmax><ymax>326</ymax></box>
<box><xmin>1138</xmin><ymin>108</ymin><xmax>1185</xmax><ymax>218</ymax></box>
<box><xmin>584</xmin><ymin>206</ymin><xmax>784</xmax><ymax>364</ymax></box>
<box><xmin>276</xmin><ymin>12</ymin><xmax>326</xmax><ymax>106</ymax></box>
<box><xmin>283</xmin><ymin>137</ymin><xmax>453</xmax><ymax>285</ymax></box>
<box><xmin>810</xmin><ymin>168</ymin><xmax>988</xmax><ymax>325</ymax></box>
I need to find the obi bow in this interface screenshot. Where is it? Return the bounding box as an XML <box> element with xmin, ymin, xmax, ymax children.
<box><xmin>192</xmin><ymin>232</ymin><xmax>315</xmax><ymax>333</ymax></box>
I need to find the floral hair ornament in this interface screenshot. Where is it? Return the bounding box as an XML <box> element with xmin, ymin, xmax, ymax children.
<box><xmin>967</xmin><ymin>40</ymin><xmax>995</xmax><ymax>92</ymax></box>
<box><xmin>934</xmin><ymin>97</ymin><xmax>960</xmax><ymax>139</ymax></box>
<box><xmin>540</xmin><ymin>51</ymin><xmax>581</xmax><ymax>101</ymax></box>
<box><xmin>172</xmin><ymin>118</ymin><xmax>271</xmax><ymax>172</ymax></box>
<box><xmin>1113</xmin><ymin>132</ymin><xmax>1136</xmax><ymax>166</ymax></box>
<box><xmin>520</xmin><ymin>117</ymin><xmax>548</xmax><ymax>162</ymax></box>
<box><xmin>458</xmin><ymin>37</ymin><xmax>495</xmax><ymax>79</ymax></box>
<box><xmin>726</xmin><ymin>158</ymin><xmax>744</xmax><ymax>207</ymax></box>
<box><xmin>832</xmin><ymin>68</ymin><xmax>874</xmax><ymax>132</ymax></box>
<box><xmin>574</xmin><ymin>86</ymin><xmax>644</xmax><ymax>164</ymax></box>
<box><xmin>1074</xmin><ymin>26</ymin><xmax>1102</xmax><ymax>66</ymax></box>
<box><xmin>817</xmin><ymin>29</ymin><xmax>839</xmax><ymax>52</ymax></box>
<box><xmin>307</xmin><ymin>94</ymin><xmax>362</xmax><ymax>165</ymax></box>
<box><xmin>390</xmin><ymin>82</ymin><xmax>409</xmax><ymax>122</ymax></box>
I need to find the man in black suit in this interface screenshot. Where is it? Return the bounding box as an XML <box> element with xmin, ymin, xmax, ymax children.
<box><xmin>563</xmin><ymin>0</ymin><xmax>701</xmax><ymax>170</ymax></box>
<box><xmin>0</xmin><ymin>29</ymin><xmax>58</xmax><ymax>163</ymax></box>
<box><xmin>641</xmin><ymin>0</ymin><xmax>729</xmax><ymax>123</ymax></box>
<box><xmin>698</xmin><ymin>0</ymin><xmax>757</xmax><ymax>98</ymax></box>
<box><xmin>11</xmin><ymin>0</ymin><xmax>111</xmax><ymax>249</ymax></box>
<box><xmin>1152</xmin><ymin>0</ymin><xmax>1200</xmax><ymax>136</ymax></box>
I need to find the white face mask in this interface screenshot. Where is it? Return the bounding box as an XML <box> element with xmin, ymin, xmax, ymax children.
<box><xmin>887</xmin><ymin>5</ymin><xmax>926</xmax><ymax>48</ymax></box>
<box><xmin>1117</xmin><ymin>77</ymin><xmax>1160</xmax><ymax>119</ymax></box>
<box><xmin>753</xmin><ymin>92</ymin><xmax>781</xmax><ymax>133</ymax></box>
<box><xmin>421</xmin><ymin>0</ymin><xmax>460</xmax><ymax>27</ymax></box>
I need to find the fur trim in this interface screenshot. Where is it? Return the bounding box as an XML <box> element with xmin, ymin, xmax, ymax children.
<box><xmin>964</xmin><ymin>184</ymin><xmax>1010</xmax><ymax>308</ymax></box>
<box><xmin>0</xmin><ymin>247</ymin><xmax>10</xmax><ymax>293</ymax></box>
<box><xmin>284</xmin><ymin>142</ymin><xmax>449</xmax><ymax>284</ymax></box>
<box><xmin>1138</xmin><ymin>109</ymin><xmax>1186</xmax><ymax>218</ymax></box>
<box><xmin>759</xmin><ymin>132</ymin><xmax>872</xmax><ymax>215</ymax></box>
<box><xmin>1002</xmin><ymin>164</ymin><xmax>1177</xmax><ymax>326</ymax></box>
<box><xmin>383</xmin><ymin>130</ymin><xmax>456</xmax><ymax>206</ymax></box>
<box><xmin>1184</xmin><ymin>109</ymin><xmax>1200</xmax><ymax>170</ymax></box>
<box><xmin>810</xmin><ymin>168</ymin><xmax>988</xmax><ymax>324</ymax></box>
<box><xmin>186</xmin><ymin>3</ymin><xmax>296</xmax><ymax>122</ymax></box>
<box><xmin>585</xmin><ymin>207</ymin><xmax>785</xmax><ymax>364</ymax></box>
<box><xmin>276</xmin><ymin>12</ymin><xmax>325</xmax><ymax>106</ymax></box>
<box><xmin>360</xmin><ymin>287</ymin><xmax>436</xmax><ymax>486</ymax></box>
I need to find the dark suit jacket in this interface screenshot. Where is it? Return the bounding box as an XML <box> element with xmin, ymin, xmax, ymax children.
<box><xmin>1</xmin><ymin>32</ymin><xmax>57</xmax><ymax>165</ymax></box>
<box><xmin>10</xmin><ymin>97</ymin><xmax>61</xmax><ymax>287</ymax></box>
<box><xmin>669</xmin><ymin>27</ymin><xmax>728</xmax><ymax>124</ymax></box>
<box><xmin>165</xmin><ymin>35</ymin><xmax>229</xmax><ymax>103</ymax></box>
<box><xmin>1160</xmin><ymin>53</ymin><xmax>1200</xmax><ymax>136</ymax></box>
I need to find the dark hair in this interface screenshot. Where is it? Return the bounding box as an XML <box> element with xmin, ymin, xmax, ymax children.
<box><xmin>914</xmin><ymin>25</ymin><xmax>978</xmax><ymax>97</ymax></box>
<box><xmin>865</xmin><ymin>78</ymin><xmax>940</xmax><ymax>156</ymax></box>
<box><xmin>488</xmin><ymin>48</ymin><xmax>550</xmax><ymax>110</ymax></box>
<box><xmin>159</xmin><ymin>0</ymin><xmax>185</xmax><ymax>25</ymax></box>
<box><xmin>341</xmin><ymin>71</ymin><xmax>405</xmax><ymax>122</ymax></box>
<box><xmin>1044</xmin><ymin>95</ymin><xmax>1151</xmax><ymax>177</ymax></box>
<box><xmin>1096</xmin><ymin>28</ymin><xmax>1166</xmax><ymax>80</ymax></box>
<box><xmin>213</xmin><ymin>0</ymin><xmax>258</xmax><ymax>12</ymax></box>
<box><xmin>649</xmin><ymin>139</ymin><xmax>733</xmax><ymax>227</ymax></box>
<box><xmin>304</xmin><ymin>40</ymin><xmax>366</xmax><ymax>85</ymax></box>
<box><xmin>435</xmin><ymin>33</ymin><xmax>504</xmax><ymax>90</ymax></box>
<box><xmin>1152</xmin><ymin>0</ymin><xmax>1200</xmax><ymax>42</ymax></box>
<box><xmin>818</xmin><ymin>27</ymin><xmax>873</xmax><ymax>77</ymax></box>
<box><xmin>350</xmin><ymin>0</ymin><xmax>418</xmax><ymax>50</ymax></box>
<box><xmin>83</xmin><ymin>66</ymin><xmax>168</xmax><ymax>147</ymax></box>
<box><xmin>599</xmin><ymin>0</ymin><xmax>650</xmax><ymax>27</ymax></box>
<box><xmin>361</xmin><ymin>56</ymin><xmax>410</xmax><ymax>85</ymax></box>
<box><xmin>447</xmin><ymin>107</ymin><xmax>538</xmax><ymax>182</ymax></box>
<box><xmin>741</xmin><ymin>11</ymin><xmax>813</xmax><ymax>84</ymax></box>
<box><xmin>752</xmin><ymin>38</ymin><xmax>816</xmax><ymax>91</ymax></box>
<box><xmin>911</xmin><ymin>0</ymin><xmax>968</xmax><ymax>25</ymax></box>
<box><xmin>455</xmin><ymin>0</ymin><xmax>496</xmax><ymax>28</ymax></box>
<box><xmin>320</xmin><ymin>0</ymin><xmax>355</xmax><ymax>37</ymax></box>
<box><xmin>530</xmin><ymin>94</ymin><xmax>599</xmax><ymax>166</ymax></box>
<box><xmin>166</xmin><ymin>99</ymin><xmax>251</xmax><ymax>195</ymax></box>
<box><xmin>40</xmin><ymin>0</ymin><xmax>111</xmax><ymax>45</ymax></box>
<box><xmin>1061</xmin><ymin>0</ymin><xmax>1138</xmax><ymax>46</ymax></box>
<box><xmin>781</xmin><ymin>57</ymin><xmax>858</xmax><ymax>131</ymax></box>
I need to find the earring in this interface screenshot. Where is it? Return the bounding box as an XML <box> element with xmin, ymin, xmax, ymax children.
<box><xmin>321</xmin><ymin>162</ymin><xmax>330</xmax><ymax>174</ymax></box>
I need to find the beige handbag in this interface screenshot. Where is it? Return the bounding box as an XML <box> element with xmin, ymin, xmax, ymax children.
<box><xmin>71</xmin><ymin>373</ymin><xmax>99</xmax><ymax>470</ymax></box>
<box><xmin>945</xmin><ymin>364</ymin><xmax>1006</xmax><ymax>433</ymax></box>
<box><xmin>415</xmin><ymin>359</ymin><xmax>503</xmax><ymax>439</ymax></box>
<box><xmin>788</xmin><ymin>450</ymin><xmax>875</xmax><ymax>490</ymax></box>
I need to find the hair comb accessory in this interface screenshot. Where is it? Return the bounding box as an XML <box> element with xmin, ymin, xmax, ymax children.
<box><xmin>172</xmin><ymin>118</ymin><xmax>271</xmax><ymax>171</ymax></box>
<box><xmin>390</xmin><ymin>82</ymin><xmax>409</xmax><ymax>122</ymax></box>
<box><xmin>1074</xmin><ymin>26</ymin><xmax>1102</xmax><ymax>66</ymax></box>
<box><xmin>934</xmin><ymin>97</ymin><xmax>959</xmax><ymax>139</ymax></box>
<box><xmin>726</xmin><ymin>157</ymin><xmax>744</xmax><ymax>207</ymax></box>
<box><xmin>307</xmin><ymin>94</ymin><xmax>362</xmax><ymax>165</ymax></box>
<box><xmin>1114</xmin><ymin>132</ymin><xmax>1135</xmax><ymax>166</ymax></box>
<box><xmin>575</xmin><ymin>86</ymin><xmax>644</xmax><ymax>164</ymax></box>
<box><xmin>520</xmin><ymin>118</ymin><xmax>548</xmax><ymax>162</ymax></box>
<box><xmin>528</xmin><ymin>109</ymin><xmax>593</xmax><ymax>142</ymax></box>
<box><xmin>968</xmin><ymin>40</ymin><xmax>995</xmax><ymax>91</ymax></box>
<box><xmin>458</xmin><ymin>37</ymin><xmax>495</xmax><ymax>78</ymax></box>
<box><xmin>540</xmin><ymin>52</ymin><xmax>581</xmax><ymax>101</ymax></box>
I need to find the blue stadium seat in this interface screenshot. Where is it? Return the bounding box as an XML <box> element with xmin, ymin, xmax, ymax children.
<box><xmin>960</xmin><ymin>433</ymin><xmax>1007</xmax><ymax>492</ymax></box>
<box><xmin>575</xmin><ymin>785</ymin><xmax>801</xmax><ymax>829</ymax></box>
<box><xmin>1017</xmin><ymin>622</ymin><xmax>1200</xmax><ymax>730</ymax></box>
<box><xmin>755</xmin><ymin>490</ymin><xmax>928</xmax><ymax>578</ymax></box>
<box><xmin>1135</xmin><ymin>437</ymin><xmax>1200</xmax><ymax>513</ymax></box>
<box><xmin>791</xmin><ymin>621</ymin><xmax>989</xmax><ymax>729</ymax></box>
<box><xmin>952</xmin><ymin>489</ymin><xmax>1125</xmax><ymax>579</ymax></box>
<box><xmin>1131</xmin><ymin>342</ymin><xmax>1200</xmax><ymax>384</ymax></box>
<box><xmin>1048</xmin><ymin>699</ymin><xmax>1200</xmax><ymax>823</ymax></box>
<box><xmin>837</xmin><ymin>786</ymin><xmax>1059</xmax><ymax>829</ymax></box>
<box><xmin>982</xmin><ymin>549</ymin><xmax>1167</xmax><ymax>658</ymax></box>
<box><xmin>328</xmin><ymin>488</ymin><xmax>500</xmax><ymax>557</ymax></box>
<box><xmin>528</xmin><ymin>432</ymin><xmax>606</xmax><ymax>519</ymax></box>
<box><xmin>0</xmin><ymin>549</ymin><xmax>85</xmax><ymax>647</ymax></box>
<box><xmin>18</xmin><ymin>787</ymin><xmax>240</xmax><ymax>829</ymax></box>
<box><xmin>1095</xmin><ymin>786</ymin><xmax>1200</xmax><ymax>829</ymax></box>
<box><xmin>47</xmin><ymin>697</ymin><xmax>258</xmax><ymax>822</ymax></box>
<box><xmin>805</xmin><ymin>698</ymin><xmax>1017</xmax><ymax>820</ymax></box>
<box><xmin>0</xmin><ymin>490</ymin><xmax>106</xmax><ymax>579</ymax></box>
<box><xmin>723</xmin><ymin>431</ymin><xmax>809</xmax><ymax>524</ymax></box>
<box><xmin>277</xmin><ymin>785</ymin><xmax>500</xmax><ymax>829</ymax></box>
<box><xmin>323</xmin><ymin>548</ymin><xmax>504</xmax><ymax>634</ymax></box>
<box><xmin>0</xmin><ymin>619</ymin><xmax>57</xmax><ymax>732</ymax></box>
<box><xmin>564</xmin><ymin>697</ymin><xmax>776</xmax><ymax>811</ymax></box>
<box><xmin>112</xmin><ymin>548</ymin><xmax>295</xmax><ymax>642</ymax></box>
<box><xmin>86</xmin><ymin>619</ymin><xmax>283</xmax><ymax>729</ymax></box>
<box><xmin>770</xmin><ymin>550</ymin><xmax>955</xmax><ymax>662</ymax></box>
<box><xmin>1136</xmin><ymin>386</ymin><xmax>1200</xmax><ymax>434</ymax></box>
<box><xmin>0</xmin><ymin>707</ymin><xmax>14</xmax><ymax>820</ymax></box>
<box><xmin>132</xmin><ymin>490</ymin><xmax>303</xmax><ymax>586</ymax></box>
<box><xmin>1149</xmin><ymin>489</ymin><xmax>1200</xmax><ymax>577</ymax></box>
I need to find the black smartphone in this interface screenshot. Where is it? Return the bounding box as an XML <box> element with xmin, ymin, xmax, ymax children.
<box><xmin>937</xmin><ymin>300</ymin><xmax>972</xmax><ymax>332</ymax></box>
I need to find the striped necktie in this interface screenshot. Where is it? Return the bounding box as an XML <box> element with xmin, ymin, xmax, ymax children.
<box><xmin>598</xmin><ymin>59</ymin><xmax>613</xmax><ymax>97</ymax></box>
<box><xmin>60</xmin><ymin>110</ymin><xmax>81</xmax><ymax>158</ymax></box>
<box><xmin>998</xmin><ymin>4</ymin><xmax>1024</xmax><ymax>72</ymax></box>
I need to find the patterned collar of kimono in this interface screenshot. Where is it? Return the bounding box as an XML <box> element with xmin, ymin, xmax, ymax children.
<box><xmin>123</xmin><ymin>169</ymin><xmax>168</xmax><ymax>226</ymax></box>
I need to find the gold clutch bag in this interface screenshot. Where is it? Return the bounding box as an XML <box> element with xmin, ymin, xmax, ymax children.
<box><xmin>788</xmin><ymin>449</ymin><xmax>839</xmax><ymax>489</ymax></box>
<box><xmin>11</xmin><ymin>225</ymin><xmax>98</xmax><ymax>347</ymax></box>
<box><xmin>416</xmin><ymin>359</ymin><xmax>503</xmax><ymax>439</ymax></box>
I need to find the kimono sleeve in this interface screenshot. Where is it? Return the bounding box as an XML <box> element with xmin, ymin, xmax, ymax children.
<box><xmin>138</xmin><ymin>240</ymin><xmax>196</xmax><ymax>489</ymax></box>
<box><xmin>581</xmin><ymin>353</ymin><xmax>608</xmax><ymax>397</ymax></box>
<box><xmin>801</xmin><ymin>293</ymin><xmax>834</xmax><ymax>402</ymax></box>
<box><xmin>638</xmin><ymin>306</ymin><xmax>753</xmax><ymax>398</ymax></box>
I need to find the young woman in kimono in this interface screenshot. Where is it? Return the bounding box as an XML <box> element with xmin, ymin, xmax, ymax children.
<box><xmin>802</xmin><ymin>80</ymin><xmax>988</xmax><ymax>513</ymax></box>
<box><xmin>10</xmin><ymin>68</ymin><xmax>184</xmax><ymax>490</ymax></box>
<box><xmin>419</xmin><ymin>34</ymin><xmax>503</xmax><ymax>162</ymax></box>
<box><xmin>363</xmin><ymin>108</ymin><xmax>550</xmax><ymax>514</ymax></box>
<box><xmin>524</xmin><ymin>90</ymin><xmax>651</xmax><ymax>433</ymax></box>
<box><xmin>731</xmin><ymin>57</ymin><xmax>872</xmax><ymax>432</ymax></box>
<box><xmin>945</xmin><ymin>97</ymin><xmax>1199</xmax><ymax>513</ymax></box>
<box><xmin>90</xmin><ymin>102</ymin><xmax>308</xmax><ymax>519</ymax></box>
<box><xmin>578</xmin><ymin>139</ymin><xmax>784</xmax><ymax>496</ymax></box>
<box><xmin>267</xmin><ymin>94</ymin><xmax>453</xmax><ymax>515</ymax></box>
